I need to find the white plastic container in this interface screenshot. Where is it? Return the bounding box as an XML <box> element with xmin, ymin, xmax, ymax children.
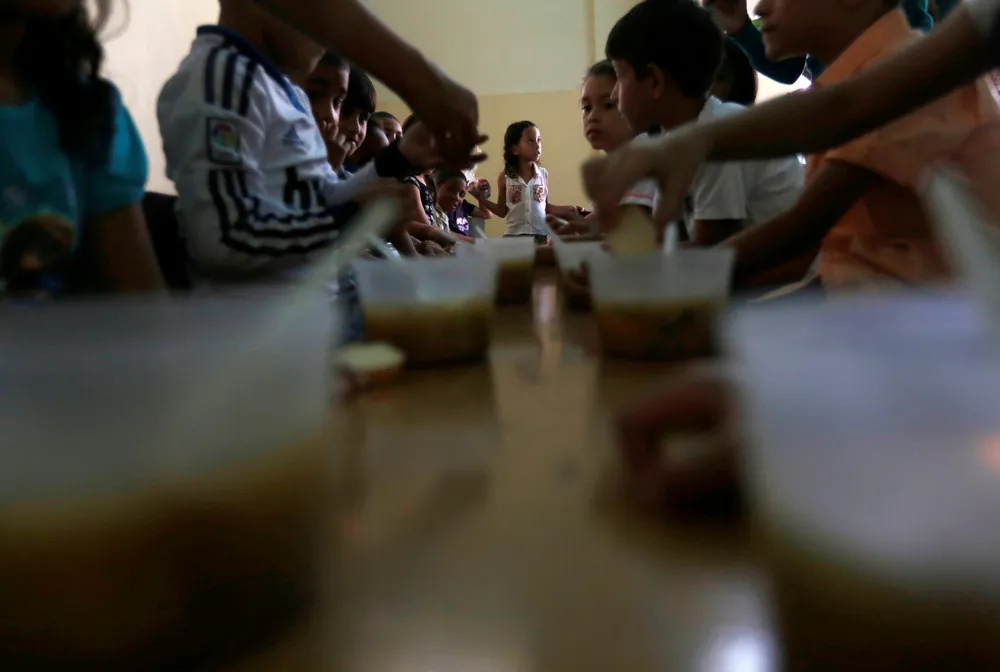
<box><xmin>588</xmin><ymin>248</ymin><xmax>734</xmax><ymax>360</ymax></box>
<box><xmin>729</xmin><ymin>291</ymin><xmax>1000</xmax><ymax>669</ymax></box>
<box><xmin>456</xmin><ymin>237</ymin><xmax>535</xmax><ymax>304</ymax></box>
<box><xmin>0</xmin><ymin>290</ymin><xmax>335</xmax><ymax>668</ymax></box>
<box><xmin>353</xmin><ymin>256</ymin><xmax>499</xmax><ymax>364</ymax></box>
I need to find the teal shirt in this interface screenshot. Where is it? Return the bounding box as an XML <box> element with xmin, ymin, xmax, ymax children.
<box><xmin>0</xmin><ymin>85</ymin><xmax>147</xmax><ymax>294</ymax></box>
<box><xmin>732</xmin><ymin>0</ymin><xmax>944</xmax><ymax>85</ymax></box>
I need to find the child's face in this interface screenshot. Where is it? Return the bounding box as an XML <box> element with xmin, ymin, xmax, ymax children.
<box><xmin>753</xmin><ymin>0</ymin><xmax>831</xmax><ymax>61</ymax></box>
<box><xmin>350</xmin><ymin>124</ymin><xmax>389</xmax><ymax>166</ymax></box>
<box><xmin>338</xmin><ymin>107</ymin><xmax>370</xmax><ymax>157</ymax></box>
<box><xmin>376</xmin><ymin>116</ymin><xmax>403</xmax><ymax>142</ymax></box>
<box><xmin>436</xmin><ymin>178</ymin><xmax>468</xmax><ymax>212</ymax></box>
<box><xmin>611</xmin><ymin>60</ymin><xmax>660</xmax><ymax>134</ymax></box>
<box><xmin>303</xmin><ymin>63</ymin><xmax>349</xmax><ymax>144</ymax></box>
<box><xmin>581</xmin><ymin>74</ymin><xmax>633</xmax><ymax>152</ymax></box>
<box><xmin>514</xmin><ymin>126</ymin><xmax>543</xmax><ymax>163</ymax></box>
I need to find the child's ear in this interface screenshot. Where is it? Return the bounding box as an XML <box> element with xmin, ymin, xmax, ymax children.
<box><xmin>648</xmin><ymin>64</ymin><xmax>669</xmax><ymax>100</ymax></box>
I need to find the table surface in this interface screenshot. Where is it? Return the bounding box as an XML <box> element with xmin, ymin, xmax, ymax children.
<box><xmin>323</xmin><ymin>272</ymin><xmax>775</xmax><ymax>672</ymax></box>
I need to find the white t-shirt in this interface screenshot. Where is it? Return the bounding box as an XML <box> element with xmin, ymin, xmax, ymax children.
<box><xmin>682</xmin><ymin>97</ymin><xmax>803</xmax><ymax>235</ymax></box>
<box><xmin>503</xmin><ymin>165</ymin><xmax>548</xmax><ymax>236</ymax></box>
<box><xmin>968</xmin><ymin>0</ymin><xmax>1000</xmax><ymax>35</ymax></box>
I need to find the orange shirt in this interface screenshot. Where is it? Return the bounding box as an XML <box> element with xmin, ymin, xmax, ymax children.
<box><xmin>810</xmin><ymin>9</ymin><xmax>1000</xmax><ymax>290</ymax></box>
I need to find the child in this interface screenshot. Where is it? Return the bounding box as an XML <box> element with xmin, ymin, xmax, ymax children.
<box><xmin>719</xmin><ymin>0</ymin><xmax>1000</xmax><ymax>291</ymax></box>
<box><xmin>371</xmin><ymin>111</ymin><xmax>403</xmax><ymax>142</ymax></box>
<box><xmin>708</xmin><ymin>0</ymin><xmax>937</xmax><ymax>84</ymax></box>
<box><xmin>433</xmin><ymin>169</ymin><xmax>491</xmax><ymax>240</ymax></box>
<box><xmin>476</xmin><ymin>121</ymin><xmax>579</xmax><ymax>242</ymax></box>
<box><xmin>607</xmin><ymin>0</ymin><xmax>803</xmax><ymax>247</ymax></box>
<box><xmin>584</xmin><ymin>0</ymin><xmax>1000</xmax><ymax>223</ymax></box>
<box><xmin>581</xmin><ymin>61</ymin><xmax>633</xmax><ymax>154</ymax></box>
<box><xmin>337</xmin><ymin>67</ymin><xmax>376</xmax><ymax>166</ymax></box>
<box><xmin>349</xmin><ymin>123</ymin><xmax>390</xmax><ymax>169</ymax></box>
<box><xmin>0</xmin><ymin>0</ymin><xmax>164</xmax><ymax>298</ymax></box>
<box><xmin>158</xmin><ymin>1</ymin><xmax>443</xmax><ymax>281</ymax></box>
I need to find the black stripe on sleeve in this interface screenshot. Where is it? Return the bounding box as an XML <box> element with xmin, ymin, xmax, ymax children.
<box><xmin>203</xmin><ymin>46</ymin><xmax>223</xmax><ymax>105</ymax></box>
<box><xmin>220</xmin><ymin>50</ymin><xmax>240</xmax><ymax>111</ymax></box>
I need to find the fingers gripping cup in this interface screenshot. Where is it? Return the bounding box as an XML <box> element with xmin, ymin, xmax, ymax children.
<box><xmin>0</xmin><ymin>292</ymin><xmax>336</xmax><ymax>668</ymax></box>
<box><xmin>552</xmin><ymin>239</ymin><xmax>609</xmax><ymax>311</ymax></box>
<box><xmin>353</xmin><ymin>256</ymin><xmax>499</xmax><ymax>365</ymax></box>
<box><xmin>588</xmin><ymin>248</ymin><xmax>734</xmax><ymax>360</ymax></box>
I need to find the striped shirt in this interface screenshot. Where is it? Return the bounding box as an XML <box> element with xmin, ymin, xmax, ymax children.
<box><xmin>158</xmin><ymin>25</ymin><xmax>406</xmax><ymax>281</ymax></box>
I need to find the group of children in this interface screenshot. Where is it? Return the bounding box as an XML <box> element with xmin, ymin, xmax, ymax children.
<box><xmin>3</xmin><ymin>0</ymin><xmax>1000</xmax><ymax>306</ymax></box>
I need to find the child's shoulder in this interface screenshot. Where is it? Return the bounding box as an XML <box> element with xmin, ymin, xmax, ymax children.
<box><xmin>162</xmin><ymin>27</ymin><xmax>288</xmax><ymax>117</ymax></box>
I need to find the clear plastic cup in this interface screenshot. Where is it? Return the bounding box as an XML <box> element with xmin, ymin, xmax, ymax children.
<box><xmin>0</xmin><ymin>290</ymin><xmax>336</xmax><ymax>668</ymax></box>
<box><xmin>729</xmin><ymin>291</ymin><xmax>1000</xmax><ymax>667</ymax></box>
<box><xmin>588</xmin><ymin>248</ymin><xmax>734</xmax><ymax>360</ymax></box>
<box><xmin>353</xmin><ymin>256</ymin><xmax>499</xmax><ymax>364</ymax></box>
<box><xmin>456</xmin><ymin>237</ymin><xmax>535</xmax><ymax>304</ymax></box>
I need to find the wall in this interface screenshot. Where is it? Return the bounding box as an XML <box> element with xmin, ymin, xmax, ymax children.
<box><xmin>101</xmin><ymin>0</ymin><xmax>219</xmax><ymax>193</ymax></box>
<box><xmin>97</xmin><ymin>0</ymin><xmax>805</xmax><ymax>204</ymax></box>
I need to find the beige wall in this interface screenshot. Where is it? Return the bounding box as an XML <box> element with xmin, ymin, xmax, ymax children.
<box><xmin>98</xmin><ymin>0</ymin><xmax>803</xmax><ymax>203</ymax></box>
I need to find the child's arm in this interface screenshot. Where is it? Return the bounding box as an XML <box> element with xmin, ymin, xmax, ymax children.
<box><xmin>546</xmin><ymin>203</ymin><xmax>583</xmax><ymax>219</ymax></box>
<box><xmin>584</xmin><ymin>1</ymin><xmax>992</xmax><ymax>225</ymax></box>
<box><xmin>83</xmin><ymin>89</ymin><xmax>165</xmax><ymax>292</ymax></box>
<box><xmin>400</xmin><ymin>183</ymin><xmax>455</xmax><ymax>247</ymax></box>
<box><xmin>721</xmin><ymin>160</ymin><xmax>875</xmax><ymax>287</ymax></box>
<box><xmin>255</xmin><ymin>0</ymin><xmax>480</xmax><ymax>166</ymax></box>
<box><xmin>476</xmin><ymin>174</ymin><xmax>510</xmax><ymax>218</ymax></box>
<box><xmin>469</xmin><ymin>202</ymin><xmax>492</xmax><ymax>220</ymax></box>
<box><xmin>88</xmin><ymin>204</ymin><xmax>166</xmax><ymax>293</ymax></box>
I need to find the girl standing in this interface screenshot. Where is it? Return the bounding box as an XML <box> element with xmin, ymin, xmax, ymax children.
<box><xmin>476</xmin><ymin>121</ymin><xmax>577</xmax><ymax>242</ymax></box>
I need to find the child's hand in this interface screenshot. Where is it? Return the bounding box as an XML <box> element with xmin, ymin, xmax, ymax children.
<box><xmin>582</xmin><ymin>129</ymin><xmax>710</xmax><ymax>233</ymax></box>
<box><xmin>702</xmin><ymin>0</ymin><xmax>748</xmax><ymax>35</ymax></box>
<box><xmin>468</xmin><ymin>179</ymin><xmax>490</xmax><ymax>200</ymax></box>
<box><xmin>325</xmin><ymin>132</ymin><xmax>351</xmax><ymax>168</ymax></box>
<box><xmin>405</xmin><ymin>72</ymin><xmax>485</xmax><ymax>169</ymax></box>
<box><xmin>618</xmin><ymin>365</ymin><xmax>741</xmax><ymax>509</ymax></box>
<box><xmin>399</xmin><ymin>121</ymin><xmax>487</xmax><ymax>171</ymax></box>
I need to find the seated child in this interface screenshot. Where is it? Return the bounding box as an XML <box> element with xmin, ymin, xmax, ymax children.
<box><xmin>724</xmin><ymin>0</ymin><xmax>1000</xmax><ymax>292</ymax></box>
<box><xmin>0</xmin><ymin>0</ymin><xmax>164</xmax><ymax>298</ymax></box>
<box><xmin>433</xmin><ymin>170</ymin><xmax>491</xmax><ymax>241</ymax></box>
<box><xmin>607</xmin><ymin>0</ymin><xmax>804</xmax><ymax>247</ymax></box>
<box><xmin>349</xmin><ymin>123</ymin><xmax>390</xmax><ymax>169</ymax></box>
<box><xmin>297</xmin><ymin>57</ymin><xmax>420</xmax><ymax>257</ymax></box>
<box><xmin>157</xmin><ymin>0</ymin><xmax>438</xmax><ymax>281</ymax></box>
<box><xmin>371</xmin><ymin>111</ymin><xmax>403</xmax><ymax>142</ymax></box>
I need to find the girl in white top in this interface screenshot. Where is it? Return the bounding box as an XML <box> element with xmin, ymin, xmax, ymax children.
<box><xmin>475</xmin><ymin>121</ymin><xmax>579</xmax><ymax>239</ymax></box>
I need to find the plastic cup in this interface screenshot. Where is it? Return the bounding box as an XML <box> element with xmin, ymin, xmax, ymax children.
<box><xmin>729</xmin><ymin>292</ymin><xmax>1000</xmax><ymax>668</ymax></box>
<box><xmin>588</xmin><ymin>248</ymin><xmax>734</xmax><ymax>360</ymax></box>
<box><xmin>353</xmin><ymin>256</ymin><xmax>499</xmax><ymax>364</ymax></box>
<box><xmin>456</xmin><ymin>237</ymin><xmax>535</xmax><ymax>304</ymax></box>
<box><xmin>0</xmin><ymin>290</ymin><xmax>336</xmax><ymax>668</ymax></box>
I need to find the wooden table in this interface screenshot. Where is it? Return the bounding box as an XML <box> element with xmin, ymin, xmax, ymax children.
<box><xmin>320</xmin><ymin>273</ymin><xmax>775</xmax><ymax>671</ymax></box>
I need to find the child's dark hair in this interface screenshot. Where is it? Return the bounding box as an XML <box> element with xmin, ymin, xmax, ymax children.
<box><xmin>433</xmin><ymin>169</ymin><xmax>467</xmax><ymax>186</ymax></box>
<box><xmin>320</xmin><ymin>51</ymin><xmax>348</xmax><ymax>70</ymax></box>
<box><xmin>16</xmin><ymin>1</ymin><xmax>117</xmax><ymax>167</ymax></box>
<box><xmin>344</xmin><ymin>67</ymin><xmax>376</xmax><ymax>115</ymax></box>
<box><xmin>372</xmin><ymin>111</ymin><xmax>398</xmax><ymax>123</ymax></box>
<box><xmin>717</xmin><ymin>38</ymin><xmax>758</xmax><ymax>106</ymax></box>
<box><xmin>606</xmin><ymin>0</ymin><xmax>723</xmax><ymax>99</ymax></box>
<box><xmin>586</xmin><ymin>60</ymin><xmax>617</xmax><ymax>81</ymax></box>
<box><xmin>402</xmin><ymin>114</ymin><xmax>418</xmax><ymax>133</ymax></box>
<box><xmin>502</xmin><ymin>120</ymin><xmax>537</xmax><ymax>178</ymax></box>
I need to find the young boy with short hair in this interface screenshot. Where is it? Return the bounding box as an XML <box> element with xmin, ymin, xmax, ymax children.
<box><xmin>606</xmin><ymin>0</ymin><xmax>804</xmax><ymax>246</ymax></box>
<box><xmin>157</xmin><ymin>0</ymin><xmax>436</xmax><ymax>281</ymax></box>
<box><xmin>722</xmin><ymin>0</ymin><xmax>1000</xmax><ymax>291</ymax></box>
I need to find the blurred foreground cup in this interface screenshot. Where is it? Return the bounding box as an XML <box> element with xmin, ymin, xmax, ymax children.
<box><xmin>0</xmin><ymin>290</ymin><xmax>335</xmax><ymax>669</ymax></box>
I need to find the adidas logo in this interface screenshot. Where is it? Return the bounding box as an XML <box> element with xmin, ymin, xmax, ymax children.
<box><xmin>282</xmin><ymin>126</ymin><xmax>305</xmax><ymax>147</ymax></box>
